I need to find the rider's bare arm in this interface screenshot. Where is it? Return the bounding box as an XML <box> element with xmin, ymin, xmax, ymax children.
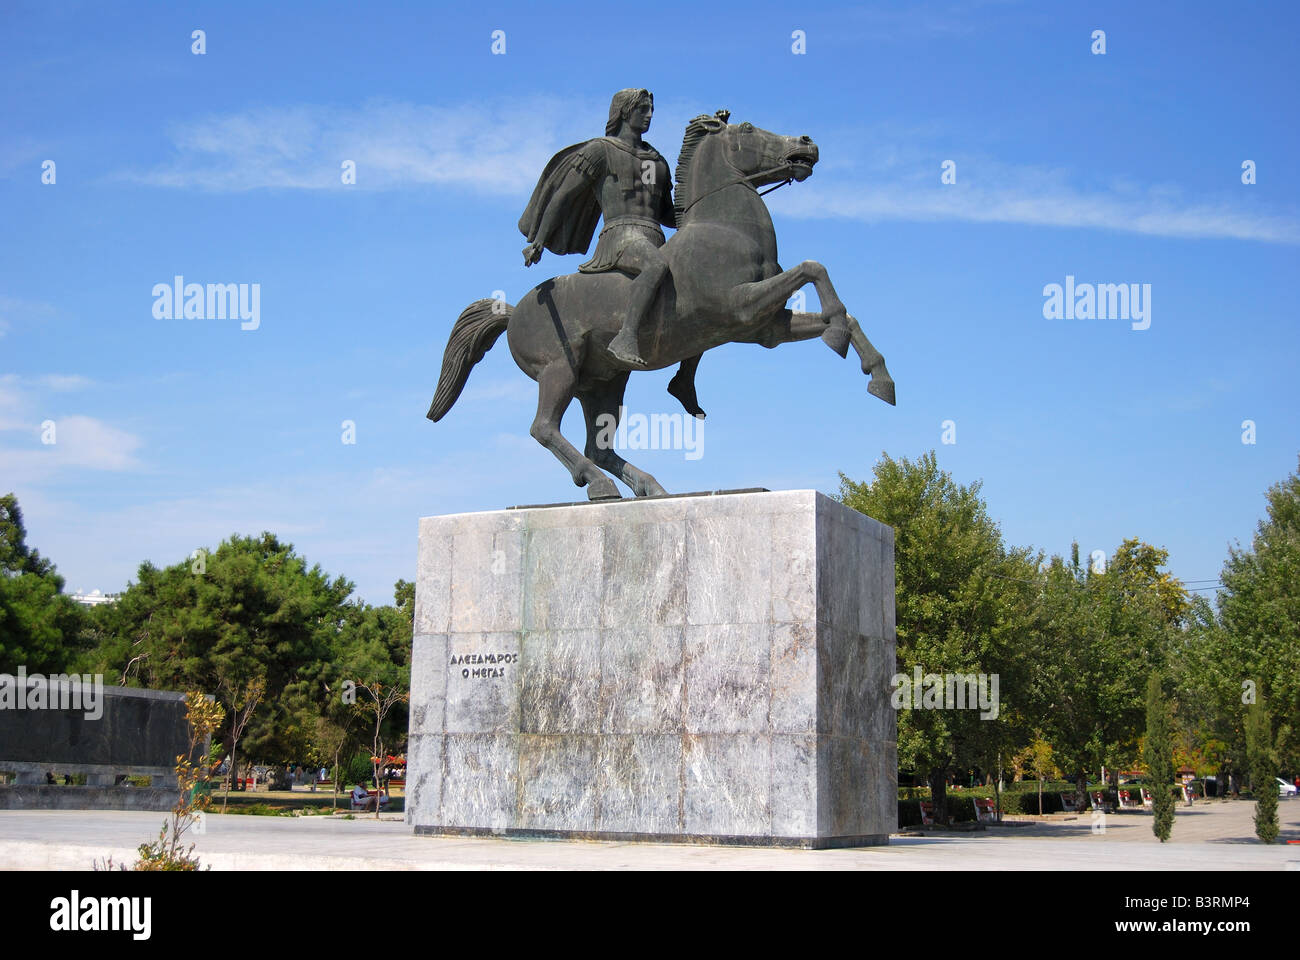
<box><xmin>525</xmin><ymin>168</ymin><xmax>597</xmax><ymax>265</ymax></box>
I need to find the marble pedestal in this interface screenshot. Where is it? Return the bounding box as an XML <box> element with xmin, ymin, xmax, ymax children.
<box><xmin>407</xmin><ymin>489</ymin><xmax>896</xmax><ymax>848</ymax></box>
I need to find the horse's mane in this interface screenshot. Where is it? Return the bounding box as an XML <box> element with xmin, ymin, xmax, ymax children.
<box><xmin>674</xmin><ymin>111</ymin><xmax>728</xmax><ymax>225</ymax></box>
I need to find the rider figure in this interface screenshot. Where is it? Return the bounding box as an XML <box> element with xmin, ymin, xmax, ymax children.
<box><xmin>519</xmin><ymin>88</ymin><xmax>706</xmax><ymax>416</ymax></box>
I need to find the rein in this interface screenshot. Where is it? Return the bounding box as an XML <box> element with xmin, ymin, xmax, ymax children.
<box><xmin>679</xmin><ymin>163</ymin><xmax>795</xmax><ymax>219</ymax></box>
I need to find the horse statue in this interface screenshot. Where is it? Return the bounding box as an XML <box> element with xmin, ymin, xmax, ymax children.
<box><xmin>427</xmin><ymin>110</ymin><xmax>895</xmax><ymax>500</ymax></box>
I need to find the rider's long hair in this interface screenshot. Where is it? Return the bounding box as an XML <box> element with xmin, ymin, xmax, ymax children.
<box><xmin>606</xmin><ymin>88</ymin><xmax>652</xmax><ymax>136</ymax></box>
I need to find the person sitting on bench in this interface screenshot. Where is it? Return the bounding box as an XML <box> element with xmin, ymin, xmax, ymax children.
<box><xmin>351</xmin><ymin>782</ymin><xmax>376</xmax><ymax>812</ymax></box>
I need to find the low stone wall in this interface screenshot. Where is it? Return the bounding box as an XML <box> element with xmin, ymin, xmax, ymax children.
<box><xmin>0</xmin><ymin>785</ymin><xmax>177</xmax><ymax>811</ymax></box>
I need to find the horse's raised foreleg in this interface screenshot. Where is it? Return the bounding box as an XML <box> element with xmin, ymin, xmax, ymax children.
<box><xmin>530</xmin><ymin>360</ymin><xmax>621</xmax><ymax>500</ymax></box>
<box><xmin>845</xmin><ymin>314</ymin><xmax>896</xmax><ymax>405</ymax></box>
<box><xmin>749</xmin><ymin>309</ymin><xmax>896</xmax><ymax>406</ymax></box>
<box><xmin>729</xmin><ymin>260</ymin><xmax>853</xmax><ymax>357</ymax></box>
<box><xmin>581</xmin><ymin>376</ymin><xmax>669</xmax><ymax>498</ymax></box>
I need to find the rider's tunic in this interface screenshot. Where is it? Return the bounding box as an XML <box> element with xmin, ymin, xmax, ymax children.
<box><xmin>567</xmin><ymin>138</ymin><xmax>675</xmax><ymax>274</ymax></box>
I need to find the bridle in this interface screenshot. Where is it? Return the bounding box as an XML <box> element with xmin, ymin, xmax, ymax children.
<box><xmin>678</xmin><ymin>161</ymin><xmax>798</xmax><ymax>219</ymax></box>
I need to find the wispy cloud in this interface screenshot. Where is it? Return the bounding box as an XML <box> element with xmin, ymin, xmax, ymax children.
<box><xmin>10</xmin><ymin>448</ymin><xmax>542</xmax><ymax>604</ymax></box>
<box><xmin>0</xmin><ymin>415</ymin><xmax>142</xmax><ymax>478</ymax></box>
<box><xmin>0</xmin><ymin>136</ymin><xmax>51</xmax><ymax>181</ymax></box>
<box><xmin>769</xmin><ymin>137</ymin><xmax>1299</xmax><ymax>244</ymax></box>
<box><xmin>460</xmin><ymin>377</ymin><xmax>535</xmax><ymax>405</ymax></box>
<box><xmin>123</xmin><ymin>96</ymin><xmax>604</xmax><ymax>194</ymax></box>
<box><xmin>0</xmin><ymin>375</ymin><xmax>142</xmax><ymax>479</ymax></box>
<box><xmin>774</xmin><ymin>175</ymin><xmax>1299</xmax><ymax>244</ymax></box>
<box><xmin>121</xmin><ymin>96</ymin><xmax>1298</xmax><ymax>244</ymax></box>
<box><xmin>0</xmin><ymin>295</ymin><xmax>60</xmax><ymax>335</ymax></box>
<box><xmin>39</xmin><ymin>374</ymin><xmax>94</xmax><ymax>391</ymax></box>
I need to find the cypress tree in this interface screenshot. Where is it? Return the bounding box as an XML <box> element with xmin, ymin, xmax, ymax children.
<box><xmin>1245</xmin><ymin>695</ymin><xmax>1279</xmax><ymax>844</ymax></box>
<box><xmin>1144</xmin><ymin>673</ymin><xmax>1176</xmax><ymax>842</ymax></box>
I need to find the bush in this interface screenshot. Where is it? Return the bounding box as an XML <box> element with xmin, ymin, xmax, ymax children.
<box><xmin>898</xmin><ymin>797</ymin><xmax>977</xmax><ymax>826</ymax></box>
<box><xmin>224</xmin><ymin>803</ymin><xmax>293</xmax><ymax>817</ymax></box>
<box><xmin>896</xmin><ymin>782</ymin><xmax>1130</xmax><ymax>821</ymax></box>
<box><xmin>341</xmin><ymin>752</ymin><xmax>375</xmax><ymax>786</ymax></box>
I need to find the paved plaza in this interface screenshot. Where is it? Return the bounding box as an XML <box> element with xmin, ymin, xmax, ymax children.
<box><xmin>0</xmin><ymin>798</ymin><xmax>1296</xmax><ymax>870</ymax></box>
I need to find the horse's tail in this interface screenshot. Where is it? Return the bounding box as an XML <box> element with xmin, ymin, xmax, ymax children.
<box><xmin>427</xmin><ymin>298</ymin><xmax>512</xmax><ymax>422</ymax></box>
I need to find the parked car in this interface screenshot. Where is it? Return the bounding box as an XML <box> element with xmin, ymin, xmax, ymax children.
<box><xmin>1277</xmin><ymin>777</ymin><xmax>1297</xmax><ymax>797</ymax></box>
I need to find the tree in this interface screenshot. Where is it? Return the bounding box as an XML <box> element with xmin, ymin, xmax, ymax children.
<box><xmin>1014</xmin><ymin>734</ymin><xmax>1058</xmax><ymax>815</ymax></box>
<box><xmin>0</xmin><ymin>493</ymin><xmax>57</xmax><ymax>577</ymax></box>
<box><xmin>1032</xmin><ymin>540</ymin><xmax>1187</xmax><ymax>811</ymax></box>
<box><xmin>1170</xmin><ymin>458</ymin><xmax>1300</xmax><ymax>797</ymax></box>
<box><xmin>309</xmin><ymin>713</ymin><xmax>355</xmax><ymax>810</ymax></box>
<box><xmin>1216</xmin><ymin>458</ymin><xmax>1300</xmax><ymax>774</ymax></box>
<box><xmin>1245</xmin><ymin>696</ymin><xmax>1279</xmax><ymax>844</ymax></box>
<box><xmin>353</xmin><ymin>679</ymin><xmax>409</xmax><ymax>819</ymax></box>
<box><xmin>1144</xmin><ymin>673</ymin><xmax>1176</xmax><ymax>842</ymax></box>
<box><xmin>329</xmin><ymin>579</ymin><xmax>414</xmax><ymax>773</ymax></box>
<box><xmin>219</xmin><ymin>675</ymin><xmax>266</xmax><ymax>809</ymax></box>
<box><xmin>839</xmin><ymin>452</ymin><xmax>1039</xmax><ymax>825</ymax></box>
<box><xmin>1169</xmin><ymin>595</ymin><xmax>1247</xmax><ymax>796</ymax></box>
<box><xmin>0</xmin><ymin>493</ymin><xmax>87</xmax><ymax>673</ymax></box>
<box><xmin>82</xmin><ymin>533</ymin><xmax>354</xmax><ymax>779</ymax></box>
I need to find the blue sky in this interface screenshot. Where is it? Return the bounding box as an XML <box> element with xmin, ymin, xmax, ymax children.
<box><xmin>2</xmin><ymin>0</ymin><xmax>1297</xmax><ymax>605</ymax></box>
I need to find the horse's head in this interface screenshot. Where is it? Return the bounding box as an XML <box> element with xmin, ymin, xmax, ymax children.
<box><xmin>720</xmin><ymin>115</ymin><xmax>819</xmax><ymax>185</ymax></box>
<box><xmin>686</xmin><ymin>109</ymin><xmax>818</xmax><ymax>182</ymax></box>
<box><xmin>675</xmin><ymin>111</ymin><xmax>819</xmax><ymax>222</ymax></box>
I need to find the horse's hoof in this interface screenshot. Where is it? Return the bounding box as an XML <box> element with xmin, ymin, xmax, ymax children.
<box><xmin>821</xmin><ymin>323</ymin><xmax>850</xmax><ymax>358</ymax></box>
<box><xmin>868</xmin><ymin>377</ymin><xmax>896</xmax><ymax>406</ymax></box>
<box><xmin>587</xmin><ymin>476</ymin><xmax>621</xmax><ymax>501</ymax></box>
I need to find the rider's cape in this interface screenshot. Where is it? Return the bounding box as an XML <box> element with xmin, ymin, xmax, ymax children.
<box><xmin>517</xmin><ymin>141</ymin><xmax>604</xmax><ymax>256</ymax></box>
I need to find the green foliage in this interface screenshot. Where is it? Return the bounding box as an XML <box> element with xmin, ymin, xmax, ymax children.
<box><xmin>1028</xmin><ymin>538</ymin><xmax>1185</xmax><ymax>807</ymax></box>
<box><xmin>26</xmin><ymin>522</ymin><xmax>418</xmax><ymax>781</ymax></box>
<box><xmin>899</xmin><ymin>797</ymin><xmax>973</xmax><ymax>827</ymax></box>
<box><xmin>1217</xmin><ymin>459</ymin><xmax>1300</xmax><ymax>773</ymax></box>
<box><xmin>900</xmin><ymin>783</ymin><xmax>1097</xmax><ymax>818</ymax></box>
<box><xmin>1145</xmin><ymin>673</ymin><xmax>1176</xmax><ymax>842</ymax></box>
<box><xmin>82</xmin><ymin>533</ymin><xmax>358</xmax><ymax>763</ymax></box>
<box><xmin>1013</xmin><ymin>735</ymin><xmax>1058</xmax><ymax>815</ymax></box>
<box><xmin>0</xmin><ymin>494</ymin><xmax>88</xmax><ymax>673</ymax></box>
<box><xmin>222</xmin><ymin>803</ymin><xmax>294</xmax><ymax>817</ymax></box>
<box><xmin>342</xmin><ymin>751</ymin><xmax>376</xmax><ymax>786</ymax></box>
<box><xmin>1168</xmin><ymin>596</ymin><xmax>1244</xmax><ymax>783</ymax></box>
<box><xmin>1170</xmin><ymin>458</ymin><xmax>1300</xmax><ymax>789</ymax></box>
<box><xmin>1245</xmin><ymin>696</ymin><xmax>1279</xmax><ymax>844</ymax></box>
<box><xmin>838</xmin><ymin>451</ymin><xmax>1038</xmax><ymax>822</ymax></box>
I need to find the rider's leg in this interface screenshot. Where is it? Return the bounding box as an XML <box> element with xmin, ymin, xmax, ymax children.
<box><xmin>608</xmin><ymin>239</ymin><xmax>667</xmax><ymax>368</ymax></box>
<box><xmin>667</xmin><ymin>354</ymin><xmax>705</xmax><ymax>419</ymax></box>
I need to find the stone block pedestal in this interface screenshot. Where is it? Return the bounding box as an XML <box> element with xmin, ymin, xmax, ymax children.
<box><xmin>406</xmin><ymin>489</ymin><xmax>896</xmax><ymax>848</ymax></box>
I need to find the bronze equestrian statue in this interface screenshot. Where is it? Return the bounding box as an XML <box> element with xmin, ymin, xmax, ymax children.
<box><xmin>428</xmin><ymin>97</ymin><xmax>896</xmax><ymax>501</ymax></box>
